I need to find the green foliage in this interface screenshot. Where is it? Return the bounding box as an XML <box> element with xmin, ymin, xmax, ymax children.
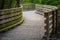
<box><xmin>21</xmin><ymin>0</ymin><xmax>31</xmax><ymax>4</ymax></box>
<box><xmin>34</xmin><ymin>0</ymin><xmax>41</xmax><ymax>4</ymax></box>
<box><xmin>0</xmin><ymin>0</ymin><xmax>17</xmax><ymax>9</ymax></box>
<box><xmin>0</xmin><ymin>14</ymin><xmax>23</xmax><ymax>29</ymax></box>
<box><xmin>39</xmin><ymin>0</ymin><xmax>60</xmax><ymax>6</ymax></box>
<box><xmin>20</xmin><ymin>0</ymin><xmax>60</xmax><ymax>10</ymax></box>
<box><xmin>20</xmin><ymin>0</ymin><xmax>42</xmax><ymax>4</ymax></box>
<box><xmin>10</xmin><ymin>0</ymin><xmax>16</xmax><ymax>8</ymax></box>
<box><xmin>4</xmin><ymin>0</ymin><xmax>11</xmax><ymax>9</ymax></box>
<box><xmin>40</xmin><ymin>0</ymin><xmax>60</xmax><ymax>16</ymax></box>
<box><xmin>0</xmin><ymin>0</ymin><xmax>2</xmax><ymax>9</ymax></box>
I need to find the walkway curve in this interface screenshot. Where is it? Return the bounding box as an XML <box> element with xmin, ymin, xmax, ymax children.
<box><xmin>0</xmin><ymin>10</ymin><xmax>45</xmax><ymax>40</ymax></box>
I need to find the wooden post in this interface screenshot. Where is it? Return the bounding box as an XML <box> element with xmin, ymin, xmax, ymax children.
<box><xmin>55</xmin><ymin>10</ymin><xmax>58</xmax><ymax>36</ymax></box>
<box><xmin>44</xmin><ymin>11</ymin><xmax>55</xmax><ymax>39</ymax></box>
<box><xmin>52</xmin><ymin>11</ymin><xmax>55</xmax><ymax>34</ymax></box>
<box><xmin>52</xmin><ymin>10</ymin><xmax>58</xmax><ymax>36</ymax></box>
<box><xmin>35</xmin><ymin>4</ymin><xmax>58</xmax><ymax>39</ymax></box>
<box><xmin>44</xmin><ymin>12</ymin><xmax>49</xmax><ymax>39</ymax></box>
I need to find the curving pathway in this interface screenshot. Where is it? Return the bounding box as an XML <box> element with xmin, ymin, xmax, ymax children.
<box><xmin>0</xmin><ymin>10</ymin><xmax>45</xmax><ymax>40</ymax></box>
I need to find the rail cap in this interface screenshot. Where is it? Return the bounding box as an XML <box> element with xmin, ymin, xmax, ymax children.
<box><xmin>35</xmin><ymin>4</ymin><xmax>58</xmax><ymax>13</ymax></box>
<box><xmin>0</xmin><ymin>6</ymin><xmax>23</xmax><ymax>12</ymax></box>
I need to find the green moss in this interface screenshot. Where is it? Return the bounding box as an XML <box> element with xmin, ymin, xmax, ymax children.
<box><xmin>4</xmin><ymin>12</ymin><xmax>22</xmax><ymax>17</ymax></box>
<box><xmin>0</xmin><ymin>15</ymin><xmax>23</xmax><ymax>29</ymax></box>
<box><xmin>1</xmin><ymin>10</ymin><xmax>22</xmax><ymax>16</ymax></box>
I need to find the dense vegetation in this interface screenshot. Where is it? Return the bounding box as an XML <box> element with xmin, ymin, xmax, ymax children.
<box><xmin>0</xmin><ymin>0</ymin><xmax>20</xmax><ymax>10</ymax></box>
<box><xmin>21</xmin><ymin>0</ymin><xmax>60</xmax><ymax>16</ymax></box>
<box><xmin>40</xmin><ymin>0</ymin><xmax>60</xmax><ymax>16</ymax></box>
<box><xmin>0</xmin><ymin>0</ymin><xmax>60</xmax><ymax>9</ymax></box>
<box><xmin>21</xmin><ymin>0</ymin><xmax>60</xmax><ymax>7</ymax></box>
<box><xmin>41</xmin><ymin>0</ymin><xmax>60</xmax><ymax>16</ymax></box>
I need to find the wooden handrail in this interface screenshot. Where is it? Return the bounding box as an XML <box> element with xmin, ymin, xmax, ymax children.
<box><xmin>35</xmin><ymin>4</ymin><xmax>58</xmax><ymax>38</ymax></box>
<box><xmin>0</xmin><ymin>6</ymin><xmax>23</xmax><ymax>31</ymax></box>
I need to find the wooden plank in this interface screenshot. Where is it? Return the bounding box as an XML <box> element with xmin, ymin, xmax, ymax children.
<box><xmin>55</xmin><ymin>10</ymin><xmax>58</xmax><ymax>35</ymax></box>
<box><xmin>49</xmin><ymin>24</ymin><xmax>53</xmax><ymax>29</ymax></box>
<box><xmin>0</xmin><ymin>12</ymin><xmax>22</xmax><ymax>19</ymax></box>
<box><xmin>0</xmin><ymin>15</ymin><xmax>22</xmax><ymax>24</ymax></box>
<box><xmin>49</xmin><ymin>28</ymin><xmax>52</xmax><ymax>34</ymax></box>
<box><xmin>49</xmin><ymin>15</ymin><xmax>52</xmax><ymax>18</ymax></box>
<box><xmin>49</xmin><ymin>20</ymin><xmax>52</xmax><ymax>23</ymax></box>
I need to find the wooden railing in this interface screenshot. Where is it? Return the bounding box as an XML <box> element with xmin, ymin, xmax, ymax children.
<box><xmin>35</xmin><ymin>4</ymin><xmax>58</xmax><ymax>39</ymax></box>
<box><xmin>0</xmin><ymin>6</ymin><xmax>23</xmax><ymax>32</ymax></box>
<box><xmin>22</xmin><ymin>4</ymin><xmax>35</xmax><ymax>11</ymax></box>
<box><xmin>0</xmin><ymin>4</ymin><xmax>58</xmax><ymax>39</ymax></box>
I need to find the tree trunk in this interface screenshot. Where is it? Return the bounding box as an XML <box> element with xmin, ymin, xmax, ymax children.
<box><xmin>16</xmin><ymin>0</ymin><xmax>20</xmax><ymax>7</ymax></box>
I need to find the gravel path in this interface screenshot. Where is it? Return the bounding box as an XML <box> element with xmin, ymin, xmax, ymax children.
<box><xmin>0</xmin><ymin>10</ymin><xmax>45</xmax><ymax>40</ymax></box>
